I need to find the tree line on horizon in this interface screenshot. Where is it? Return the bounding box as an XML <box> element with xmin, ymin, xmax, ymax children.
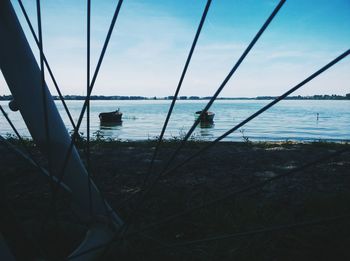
<box><xmin>0</xmin><ymin>94</ymin><xmax>349</xmax><ymax>101</ymax></box>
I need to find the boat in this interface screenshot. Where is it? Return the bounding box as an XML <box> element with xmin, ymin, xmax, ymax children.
<box><xmin>195</xmin><ymin>110</ymin><xmax>215</xmax><ymax>122</ymax></box>
<box><xmin>99</xmin><ymin>108</ymin><xmax>122</xmax><ymax>123</ymax></box>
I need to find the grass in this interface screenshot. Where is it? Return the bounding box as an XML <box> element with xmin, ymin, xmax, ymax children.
<box><xmin>1</xmin><ymin>135</ymin><xmax>350</xmax><ymax>260</ymax></box>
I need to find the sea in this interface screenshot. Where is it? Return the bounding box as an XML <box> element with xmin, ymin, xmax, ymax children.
<box><xmin>0</xmin><ymin>100</ymin><xmax>349</xmax><ymax>142</ymax></box>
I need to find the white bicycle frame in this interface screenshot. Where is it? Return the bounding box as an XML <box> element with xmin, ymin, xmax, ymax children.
<box><xmin>0</xmin><ymin>1</ymin><xmax>123</xmax><ymax>259</ymax></box>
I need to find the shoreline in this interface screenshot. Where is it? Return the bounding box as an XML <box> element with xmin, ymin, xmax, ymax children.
<box><xmin>1</xmin><ymin>95</ymin><xmax>350</xmax><ymax>101</ymax></box>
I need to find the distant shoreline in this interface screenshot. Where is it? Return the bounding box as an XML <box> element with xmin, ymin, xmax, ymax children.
<box><xmin>1</xmin><ymin>94</ymin><xmax>349</xmax><ymax>101</ymax></box>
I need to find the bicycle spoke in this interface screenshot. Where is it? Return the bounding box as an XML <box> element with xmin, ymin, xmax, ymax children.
<box><xmin>1</xmin><ymin>1</ymin><xmax>348</xmax><ymax>259</ymax></box>
<box><xmin>66</xmin><ymin>147</ymin><xmax>350</xmax><ymax>259</ymax></box>
<box><xmin>135</xmin><ymin>147</ymin><xmax>349</xmax><ymax>233</ymax></box>
<box><xmin>52</xmin><ymin>0</ymin><xmax>124</xmax><ymax>203</ymax></box>
<box><xmin>159</xmin><ymin>0</ymin><xmax>286</xmax><ymax>174</ymax></box>
<box><xmin>17</xmin><ymin>0</ymin><xmax>76</xmax><ymax>129</ymax></box>
<box><xmin>144</xmin><ymin>49</ymin><xmax>349</xmax><ymax>196</ymax></box>
<box><xmin>152</xmin><ymin>214</ymin><xmax>350</xmax><ymax>249</ymax></box>
<box><xmin>120</xmin><ymin>0</ymin><xmax>212</xmax><ymax>209</ymax></box>
<box><xmin>86</xmin><ymin>0</ymin><xmax>93</xmax><ymax>218</ymax></box>
<box><xmin>0</xmin><ymin>106</ymin><xmax>51</xmax><ymax>181</ymax></box>
<box><xmin>137</xmin><ymin>0</ymin><xmax>287</xmax><ymax>208</ymax></box>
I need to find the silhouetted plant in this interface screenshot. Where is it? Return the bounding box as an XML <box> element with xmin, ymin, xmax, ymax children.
<box><xmin>239</xmin><ymin>129</ymin><xmax>251</xmax><ymax>144</ymax></box>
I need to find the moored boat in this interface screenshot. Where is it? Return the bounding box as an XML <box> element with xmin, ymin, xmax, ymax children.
<box><xmin>195</xmin><ymin>110</ymin><xmax>215</xmax><ymax>122</ymax></box>
<box><xmin>99</xmin><ymin>109</ymin><xmax>122</xmax><ymax>123</ymax></box>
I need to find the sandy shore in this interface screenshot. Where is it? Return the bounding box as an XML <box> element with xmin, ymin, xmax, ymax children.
<box><xmin>1</xmin><ymin>140</ymin><xmax>349</xmax><ymax>260</ymax></box>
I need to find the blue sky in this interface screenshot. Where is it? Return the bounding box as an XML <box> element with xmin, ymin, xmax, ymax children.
<box><xmin>1</xmin><ymin>0</ymin><xmax>349</xmax><ymax>97</ymax></box>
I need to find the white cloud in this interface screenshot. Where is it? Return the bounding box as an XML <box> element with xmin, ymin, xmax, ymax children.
<box><xmin>1</xmin><ymin>1</ymin><xmax>349</xmax><ymax>97</ymax></box>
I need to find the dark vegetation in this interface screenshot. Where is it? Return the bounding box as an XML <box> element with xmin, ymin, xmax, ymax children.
<box><xmin>1</xmin><ymin>137</ymin><xmax>350</xmax><ymax>260</ymax></box>
<box><xmin>1</xmin><ymin>93</ymin><xmax>350</xmax><ymax>101</ymax></box>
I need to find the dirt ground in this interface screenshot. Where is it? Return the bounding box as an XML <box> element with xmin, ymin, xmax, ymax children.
<box><xmin>1</xmin><ymin>140</ymin><xmax>350</xmax><ymax>260</ymax></box>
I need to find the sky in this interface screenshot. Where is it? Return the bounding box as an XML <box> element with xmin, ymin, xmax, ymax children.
<box><xmin>1</xmin><ymin>0</ymin><xmax>349</xmax><ymax>97</ymax></box>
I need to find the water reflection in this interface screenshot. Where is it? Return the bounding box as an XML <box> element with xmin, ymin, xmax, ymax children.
<box><xmin>99</xmin><ymin>121</ymin><xmax>122</xmax><ymax>138</ymax></box>
<box><xmin>199</xmin><ymin>121</ymin><xmax>214</xmax><ymax>129</ymax></box>
<box><xmin>3</xmin><ymin>100</ymin><xmax>348</xmax><ymax>142</ymax></box>
<box><xmin>100</xmin><ymin>121</ymin><xmax>122</xmax><ymax>130</ymax></box>
<box><xmin>197</xmin><ymin>121</ymin><xmax>214</xmax><ymax>138</ymax></box>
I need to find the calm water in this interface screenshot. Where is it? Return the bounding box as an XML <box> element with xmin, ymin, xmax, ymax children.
<box><xmin>0</xmin><ymin>100</ymin><xmax>349</xmax><ymax>142</ymax></box>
